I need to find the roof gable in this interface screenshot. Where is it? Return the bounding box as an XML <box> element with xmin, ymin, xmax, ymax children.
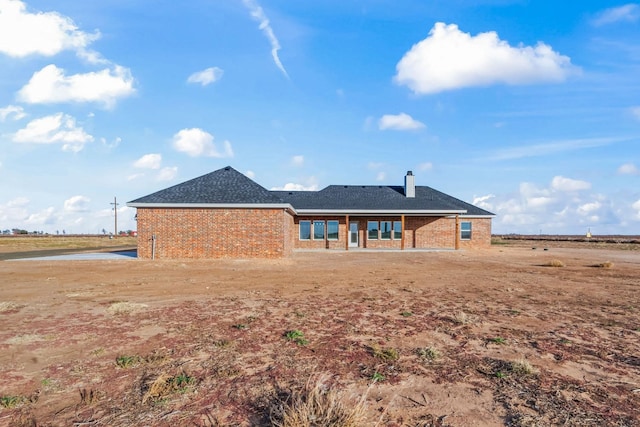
<box><xmin>128</xmin><ymin>166</ymin><xmax>284</xmax><ymax>205</ymax></box>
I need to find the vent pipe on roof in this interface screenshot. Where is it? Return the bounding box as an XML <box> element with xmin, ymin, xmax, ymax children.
<box><xmin>405</xmin><ymin>171</ymin><xmax>415</xmax><ymax>198</ymax></box>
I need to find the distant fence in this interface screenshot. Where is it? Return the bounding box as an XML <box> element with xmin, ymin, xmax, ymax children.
<box><xmin>493</xmin><ymin>235</ymin><xmax>640</xmax><ymax>244</ymax></box>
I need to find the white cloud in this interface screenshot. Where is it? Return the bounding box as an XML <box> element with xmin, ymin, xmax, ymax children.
<box><xmin>376</xmin><ymin>171</ymin><xmax>386</xmax><ymax>181</ymax></box>
<box><xmin>394</xmin><ymin>22</ymin><xmax>577</xmax><ymax>95</ymax></box>
<box><xmin>12</xmin><ymin>113</ymin><xmax>93</xmax><ymax>152</ymax></box>
<box><xmin>630</xmin><ymin>106</ymin><xmax>640</xmax><ymax>120</ymax></box>
<box><xmin>241</xmin><ymin>0</ymin><xmax>289</xmax><ymax>78</ymax></box>
<box><xmin>472</xmin><ymin>194</ymin><xmax>495</xmax><ymax>210</ymax></box>
<box><xmin>133</xmin><ymin>153</ymin><xmax>162</xmax><ymax>170</ymax></box>
<box><xmin>487</xmin><ymin>137</ymin><xmax>620</xmax><ymax>161</ymax></box>
<box><xmin>378</xmin><ymin>113</ymin><xmax>425</xmax><ymax>131</ymax></box>
<box><xmin>551</xmin><ymin>176</ymin><xmax>591</xmax><ymax>192</ymax></box>
<box><xmin>101</xmin><ymin>136</ymin><xmax>121</xmax><ymax>149</ymax></box>
<box><xmin>487</xmin><ymin>176</ymin><xmax>622</xmax><ymax>234</ymax></box>
<box><xmin>187</xmin><ymin>67</ymin><xmax>224</xmax><ymax>86</ymax></box>
<box><xmin>157</xmin><ymin>166</ymin><xmax>178</xmax><ymax>181</ymax></box>
<box><xmin>0</xmin><ymin>105</ymin><xmax>26</xmax><ymax>121</ymax></box>
<box><xmin>172</xmin><ymin>128</ymin><xmax>234</xmax><ymax>158</ymax></box>
<box><xmin>271</xmin><ymin>182</ymin><xmax>318</xmax><ymax>191</ymax></box>
<box><xmin>418</xmin><ymin>162</ymin><xmax>433</xmax><ymax>171</ymax></box>
<box><xmin>271</xmin><ymin>176</ymin><xmax>319</xmax><ymax>191</ymax></box>
<box><xmin>18</xmin><ymin>64</ymin><xmax>135</xmax><ymax>107</ymax></box>
<box><xmin>618</xmin><ymin>163</ymin><xmax>640</xmax><ymax>175</ymax></box>
<box><xmin>593</xmin><ymin>4</ymin><xmax>640</xmax><ymax>26</ymax></box>
<box><xmin>577</xmin><ymin>201</ymin><xmax>602</xmax><ymax>216</ymax></box>
<box><xmin>0</xmin><ymin>0</ymin><xmax>100</xmax><ymax>59</ymax></box>
<box><xmin>633</xmin><ymin>199</ymin><xmax>640</xmax><ymax>220</ymax></box>
<box><xmin>246</xmin><ymin>170</ymin><xmax>256</xmax><ymax>179</ymax></box>
<box><xmin>24</xmin><ymin>207</ymin><xmax>56</xmax><ymax>226</ymax></box>
<box><xmin>291</xmin><ymin>155</ymin><xmax>304</xmax><ymax>167</ymax></box>
<box><xmin>64</xmin><ymin>195</ymin><xmax>90</xmax><ymax>212</ymax></box>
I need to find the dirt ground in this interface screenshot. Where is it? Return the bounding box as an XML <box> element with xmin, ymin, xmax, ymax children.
<box><xmin>1</xmin><ymin>239</ymin><xmax>639</xmax><ymax>426</ymax></box>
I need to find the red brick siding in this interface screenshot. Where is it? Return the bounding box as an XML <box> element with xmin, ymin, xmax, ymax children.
<box><xmin>408</xmin><ymin>217</ymin><xmax>456</xmax><ymax>249</ymax></box>
<box><xmin>136</xmin><ymin>208</ymin><xmax>289</xmax><ymax>259</ymax></box>
<box><xmin>458</xmin><ymin>217</ymin><xmax>492</xmax><ymax>249</ymax></box>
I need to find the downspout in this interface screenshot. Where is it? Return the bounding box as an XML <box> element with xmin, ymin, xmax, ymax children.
<box><xmin>151</xmin><ymin>234</ymin><xmax>156</xmax><ymax>260</ymax></box>
<box><xmin>455</xmin><ymin>215</ymin><xmax>460</xmax><ymax>250</ymax></box>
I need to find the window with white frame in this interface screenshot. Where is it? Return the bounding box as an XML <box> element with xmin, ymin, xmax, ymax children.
<box><xmin>327</xmin><ymin>220</ymin><xmax>339</xmax><ymax>240</ymax></box>
<box><xmin>461</xmin><ymin>221</ymin><xmax>472</xmax><ymax>240</ymax></box>
<box><xmin>393</xmin><ymin>221</ymin><xmax>402</xmax><ymax>239</ymax></box>
<box><xmin>313</xmin><ymin>221</ymin><xmax>325</xmax><ymax>240</ymax></box>
<box><xmin>299</xmin><ymin>221</ymin><xmax>311</xmax><ymax>240</ymax></box>
<box><xmin>380</xmin><ymin>221</ymin><xmax>392</xmax><ymax>240</ymax></box>
<box><xmin>367</xmin><ymin>221</ymin><xmax>379</xmax><ymax>240</ymax></box>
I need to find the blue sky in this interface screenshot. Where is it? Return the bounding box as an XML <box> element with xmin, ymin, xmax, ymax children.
<box><xmin>1</xmin><ymin>0</ymin><xmax>639</xmax><ymax>235</ymax></box>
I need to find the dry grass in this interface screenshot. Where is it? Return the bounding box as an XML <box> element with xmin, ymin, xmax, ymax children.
<box><xmin>592</xmin><ymin>261</ymin><xmax>614</xmax><ymax>269</ymax></box>
<box><xmin>511</xmin><ymin>358</ymin><xmax>539</xmax><ymax>376</ymax></box>
<box><xmin>0</xmin><ymin>302</ymin><xmax>22</xmax><ymax>313</ymax></box>
<box><xmin>452</xmin><ymin>310</ymin><xmax>477</xmax><ymax>325</ymax></box>
<box><xmin>370</xmin><ymin>345</ymin><xmax>399</xmax><ymax>361</ymax></box>
<box><xmin>545</xmin><ymin>259</ymin><xmax>566</xmax><ymax>268</ymax></box>
<box><xmin>107</xmin><ymin>301</ymin><xmax>148</xmax><ymax>315</ymax></box>
<box><xmin>5</xmin><ymin>334</ymin><xmax>44</xmax><ymax>345</ymax></box>
<box><xmin>269</xmin><ymin>376</ymin><xmax>367</xmax><ymax>427</ymax></box>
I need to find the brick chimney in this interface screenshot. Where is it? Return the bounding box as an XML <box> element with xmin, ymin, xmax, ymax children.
<box><xmin>404</xmin><ymin>171</ymin><xmax>415</xmax><ymax>198</ymax></box>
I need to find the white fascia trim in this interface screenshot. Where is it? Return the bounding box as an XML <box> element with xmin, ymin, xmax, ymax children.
<box><xmin>295</xmin><ymin>209</ymin><xmax>467</xmax><ymax>216</ymax></box>
<box><xmin>127</xmin><ymin>203</ymin><xmax>294</xmax><ymax>210</ymax></box>
<box><xmin>459</xmin><ymin>215</ymin><xmax>496</xmax><ymax>218</ymax></box>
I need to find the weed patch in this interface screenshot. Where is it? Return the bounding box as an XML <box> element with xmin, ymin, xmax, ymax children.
<box><xmin>370</xmin><ymin>345</ymin><xmax>399</xmax><ymax>361</ymax></box>
<box><xmin>284</xmin><ymin>330</ymin><xmax>309</xmax><ymax>346</ymax></box>
<box><xmin>141</xmin><ymin>372</ymin><xmax>196</xmax><ymax>404</ymax></box>
<box><xmin>416</xmin><ymin>346</ymin><xmax>440</xmax><ymax>362</ymax></box>
<box><xmin>116</xmin><ymin>355</ymin><xmax>141</xmax><ymax>368</ymax></box>
<box><xmin>0</xmin><ymin>395</ymin><xmax>27</xmax><ymax>408</ymax></box>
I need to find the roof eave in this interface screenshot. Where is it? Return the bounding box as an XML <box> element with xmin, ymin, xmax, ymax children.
<box><xmin>294</xmin><ymin>209</ymin><xmax>467</xmax><ymax>216</ymax></box>
<box><xmin>127</xmin><ymin>202</ymin><xmax>293</xmax><ymax>210</ymax></box>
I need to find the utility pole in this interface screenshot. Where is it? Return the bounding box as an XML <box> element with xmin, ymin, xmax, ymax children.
<box><xmin>110</xmin><ymin>197</ymin><xmax>119</xmax><ymax>236</ymax></box>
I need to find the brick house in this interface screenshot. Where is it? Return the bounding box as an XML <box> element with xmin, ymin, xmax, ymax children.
<box><xmin>127</xmin><ymin>166</ymin><xmax>494</xmax><ymax>259</ymax></box>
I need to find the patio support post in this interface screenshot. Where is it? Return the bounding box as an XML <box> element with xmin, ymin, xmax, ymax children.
<box><xmin>401</xmin><ymin>215</ymin><xmax>405</xmax><ymax>250</ymax></box>
<box><xmin>345</xmin><ymin>215</ymin><xmax>349</xmax><ymax>251</ymax></box>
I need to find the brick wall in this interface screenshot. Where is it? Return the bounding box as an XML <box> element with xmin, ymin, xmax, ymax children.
<box><xmin>136</xmin><ymin>208</ymin><xmax>290</xmax><ymax>259</ymax></box>
<box><xmin>136</xmin><ymin>209</ymin><xmax>492</xmax><ymax>258</ymax></box>
<box><xmin>458</xmin><ymin>217</ymin><xmax>492</xmax><ymax>249</ymax></box>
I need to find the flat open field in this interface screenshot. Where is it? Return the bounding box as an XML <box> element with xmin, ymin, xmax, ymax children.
<box><xmin>1</xmin><ymin>238</ymin><xmax>639</xmax><ymax>426</ymax></box>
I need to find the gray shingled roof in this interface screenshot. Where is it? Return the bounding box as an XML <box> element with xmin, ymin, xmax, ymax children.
<box><xmin>272</xmin><ymin>185</ymin><xmax>493</xmax><ymax>215</ymax></box>
<box><xmin>128</xmin><ymin>166</ymin><xmax>284</xmax><ymax>205</ymax></box>
<box><xmin>128</xmin><ymin>166</ymin><xmax>494</xmax><ymax>216</ymax></box>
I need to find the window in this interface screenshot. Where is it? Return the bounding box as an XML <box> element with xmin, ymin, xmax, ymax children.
<box><xmin>313</xmin><ymin>221</ymin><xmax>325</xmax><ymax>240</ymax></box>
<box><xmin>299</xmin><ymin>221</ymin><xmax>311</xmax><ymax>240</ymax></box>
<box><xmin>367</xmin><ymin>221</ymin><xmax>379</xmax><ymax>240</ymax></box>
<box><xmin>380</xmin><ymin>221</ymin><xmax>392</xmax><ymax>240</ymax></box>
<box><xmin>327</xmin><ymin>220</ymin><xmax>339</xmax><ymax>240</ymax></box>
<box><xmin>393</xmin><ymin>221</ymin><xmax>402</xmax><ymax>239</ymax></box>
<box><xmin>461</xmin><ymin>221</ymin><xmax>472</xmax><ymax>240</ymax></box>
